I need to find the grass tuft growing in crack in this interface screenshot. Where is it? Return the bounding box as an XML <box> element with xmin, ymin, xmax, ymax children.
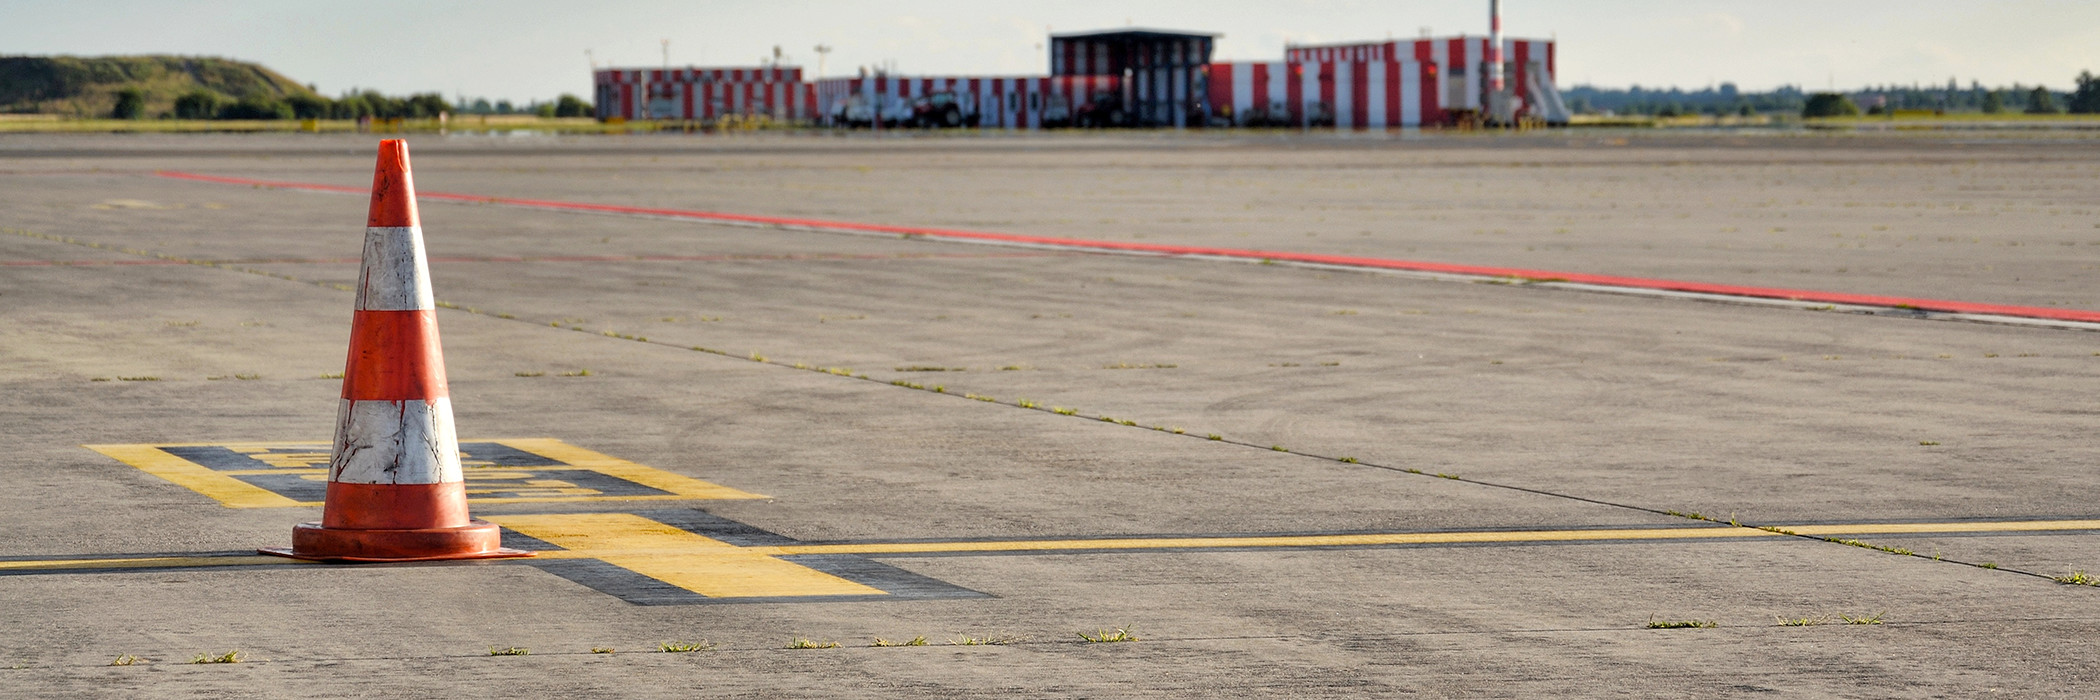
<box><xmin>2055</xmin><ymin>570</ymin><xmax>2100</xmax><ymax>586</ymax></box>
<box><xmin>1077</xmin><ymin>626</ymin><xmax>1139</xmax><ymax>643</ymax></box>
<box><xmin>870</xmin><ymin>636</ymin><xmax>929</xmax><ymax>647</ymax></box>
<box><xmin>189</xmin><ymin>650</ymin><xmax>242</xmax><ymax>664</ymax></box>
<box><xmin>658</xmin><ymin>640</ymin><xmax>714</xmax><ymax>653</ymax></box>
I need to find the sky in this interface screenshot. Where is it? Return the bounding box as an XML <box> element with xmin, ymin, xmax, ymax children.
<box><xmin>5</xmin><ymin>1</ymin><xmax>2096</xmax><ymax>102</ymax></box>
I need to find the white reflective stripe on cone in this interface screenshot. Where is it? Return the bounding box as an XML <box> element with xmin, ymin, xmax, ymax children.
<box><xmin>331</xmin><ymin>397</ymin><xmax>462</xmax><ymax>484</ymax></box>
<box><xmin>355</xmin><ymin>226</ymin><xmax>435</xmax><ymax>312</ymax></box>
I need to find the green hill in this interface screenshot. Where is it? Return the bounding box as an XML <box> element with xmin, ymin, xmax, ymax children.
<box><xmin>0</xmin><ymin>55</ymin><xmax>318</xmax><ymax>118</ymax></box>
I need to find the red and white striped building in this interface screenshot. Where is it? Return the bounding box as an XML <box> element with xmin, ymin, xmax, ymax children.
<box><xmin>593</xmin><ymin>66</ymin><xmax>818</xmax><ymax>121</ymax></box>
<box><xmin>588</xmin><ymin>32</ymin><xmax>1564</xmax><ymax>129</ymax></box>
<box><xmin>1287</xmin><ymin>36</ymin><xmax>1565</xmax><ymax>121</ymax></box>
<box><xmin>1207</xmin><ymin>61</ymin><xmax>1439</xmax><ymax>128</ymax></box>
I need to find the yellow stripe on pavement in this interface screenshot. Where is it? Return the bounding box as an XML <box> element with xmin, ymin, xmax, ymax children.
<box><xmin>484</xmin><ymin>513</ymin><xmax>883</xmax><ymax>598</ymax></box>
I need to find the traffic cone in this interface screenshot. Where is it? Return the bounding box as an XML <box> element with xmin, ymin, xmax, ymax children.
<box><xmin>262</xmin><ymin>140</ymin><xmax>530</xmax><ymax>562</ymax></box>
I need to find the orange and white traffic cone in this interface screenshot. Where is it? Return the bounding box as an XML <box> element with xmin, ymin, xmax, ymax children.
<box><xmin>263</xmin><ymin>140</ymin><xmax>529</xmax><ymax>562</ymax></box>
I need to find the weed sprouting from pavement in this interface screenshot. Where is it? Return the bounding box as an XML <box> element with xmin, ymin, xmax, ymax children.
<box><xmin>1053</xmin><ymin>407</ymin><xmax>1077</xmax><ymax>415</ymax></box>
<box><xmin>1775</xmin><ymin>615</ymin><xmax>1831</xmax><ymax>626</ymax></box>
<box><xmin>590</xmin><ymin>647</ymin><xmax>616</xmax><ymax>654</ymax></box>
<box><xmin>108</xmin><ymin>655</ymin><xmax>145</xmax><ymax>666</ymax></box>
<box><xmin>189</xmin><ymin>650</ymin><xmax>242</xmax><ymax>664</ymax></box>
<box><xmin>1206</xmin><ymin>434</ymin><xmax>1223</xmax><ymax>441</ymax></box>
<box><xmin>1645</xmin><ymin>618</ymin><xmax>1716</xmax><ymax>629</ymax></box>
<box><xmin>118</xmin><ymin>376</ymin><xmax>160</xmax><ymax>382</ymax></box>
<box><xmin>1832</xmin><ymin>538</ymin><xmax>1914</xmax><ymax>556</ymax></box>
<box><xmin>787</xmin><ymin>638</ymin><xmax>840</xmax><ymax>649</ymax></box>
<box><xmin>1338</xmin><ymin>457</ymin><xmax>1358</xmax><ymax>463</ymax></box>
<box><xmin>947</xmin><ymin>635</ymin><xmax>1014</xmax><ymax>646</ymax></box>
<box><xmin>870</xmin><ymin>636</ymin><xmax>929</xmax><ymax>647</ymax></box>
<box><xmin>488</xmin><ymin>646</ymin><xmax>529</xmax><ymax>656</ymax></box>
<box><xmin>1078</xmin><ymin>627</ymin><xmax>1139</xmax><ymax>643</ymax></box>
<box><xmin>658</xmin><ymin>640</ymin><xmax>714</xmax><ymax>653</ymax></box>
<box><xmin>1981</xmin><ymin>562</ymin><xmax>1999</xmax><ymax>570</ymax></box>
<box><xmin>1919</xmin><ymin>441</ymin><xmax>1940</xmax><ymax>446</ymax></box>
<box><xmin>1270</xmin><ymin>445</ymin><xmax>1288</xmax><ymax>452</ymax></box>
<box><xmin>559</xmin><ymin>369</ymin><xmax>593</xmax><ymax>377</ymax></box>
<box><xmin>2055</xmin><ymin>570</ymin><xmax>2100</xmax><ymax>586</ymax></box>
<box><xmin>514</xmin><ymin>371</ymin><xmax>545</xmax><ymax>377</ymax></box>
<box><xmin>1839</xmin><ymin>612</ymin><xmax>1886</xmax><ymax>625</ymax></box>
<box><xmin>1017</xmin><ymin>399</ymin><xmax>1039</xmax><ymax>409</ymax></box>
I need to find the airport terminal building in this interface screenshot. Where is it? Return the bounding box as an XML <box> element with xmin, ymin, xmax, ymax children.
<box><xmin>593</xmin><ymin>27</ymin><xmax>1567</xmax><ymax>129</ymax></box>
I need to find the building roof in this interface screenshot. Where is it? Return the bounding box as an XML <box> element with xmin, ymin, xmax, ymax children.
<box><xmin>1050</xmin><ymin>28</ymin><xmax>1221</xmax><ymax>41</ymax></box>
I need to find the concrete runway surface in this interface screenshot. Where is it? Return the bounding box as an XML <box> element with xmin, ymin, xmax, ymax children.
<box><xmin>1</xmin><ymin>130</ymin><xmax>2097</xmax><ymax>697</ymax></box>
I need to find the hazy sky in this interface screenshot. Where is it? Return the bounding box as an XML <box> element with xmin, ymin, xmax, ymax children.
<box><xmin>6</xmin><ymin>1</ymin><xmax>2095</xmax><ymax>102</ymax></box>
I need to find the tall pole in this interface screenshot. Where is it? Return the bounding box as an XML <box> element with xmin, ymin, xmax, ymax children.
<box><xmin>1489</xmin><ymin>0</ymin><xmax>1504</xmax><ymax>94</ymax></box>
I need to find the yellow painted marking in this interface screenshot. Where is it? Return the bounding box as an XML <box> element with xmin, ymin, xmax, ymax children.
<box><xmin>757</xmin><ymin>519</ymin><xmax>2100</xmax><ymax>557</ymax></box>
<box><xmin>495</xmin><ymin>438</ymin><xmax>766</xmax><ymax>501</ymax></box>
<box><xmin>86</xmin><ymin>438</ymin><xmax>764</xmax><ymax>508</ymax></box>
<box><xmin>1783</xmin><ymin>520</ymin><xmax>2100</xmax><ymax>536</ymax></box>
<box><xmin>84</xmin><ymin>444</ymin><xmax>303</xmax><ymax>509</ymax></box>
<box><xmin>0</xmin><ymin>555</ymin><xmax>298</xmax><ymax>572</ymax></box>
<box><xmin>486</xmin><ymin>513</ymin><xmax>883</xmax><ymax>598</ymax></box>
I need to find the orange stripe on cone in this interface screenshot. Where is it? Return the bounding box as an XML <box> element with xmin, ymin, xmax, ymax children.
<box><xmin>366</xmin><ymin>140</ymin><xmax>419</xmax><ymax>228</ymax></box>
<box><xmin>263</xmin><ymin>139</ymin><xmax>528</xmax><ymax>563</ymax></box>
<box><xmin>341</xmin><ymin>310</ymin><xmax>448</xmax><ymax>401</ymax></box>
<box><xmin>320</xmin><ymin>482</ymin><xmax>473</xmax><ymax>530</ymax></box>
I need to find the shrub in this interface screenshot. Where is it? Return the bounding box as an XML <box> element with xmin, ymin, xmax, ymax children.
<box><xmin>1801</xmin><ymin>92</ymin><xmax>1859</xmax><ymax>118</ymax></box>
<box><xmin>2067</xmin><ymin>71</ymin><xmax>2100</xmax><ymax>114</ymax></box>
<box><xmin>2025</xmin><ymin>86</ymin><xmax>2058</xmax><ymax>114</ymax></box>
<box><xmin>286</xmin><ymin>93</ymin><xmax>331</xmax><ymax>119</ymax></box>
<box><xmin>172</xmin><ymin>89</ymin><xmax>221</xmax><ymax>119</ymax></box>
<box><xmin>219</xmin><ymin>94</ymin><xmax>292</xmax><ymax>120</ymax></box>
<box><xmin>111</xmin><ymin>87</ymin><xmax>146</xmax><ymax>119</ymax></box>
<box><xmin>555</xmin><ymin>93</ymin><xmax>591</xmax><ymax>117</ymax></box>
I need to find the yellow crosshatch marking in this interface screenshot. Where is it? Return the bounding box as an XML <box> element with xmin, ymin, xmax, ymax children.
<box><xmin>488</xmin><ymin>513</ymin><xmax>886</xmax><ymax>598</ymax></box>
<box><xmin>84</xmin><ymin>438</ymin><xmax>763</xmax><ymax>508</ymax></box>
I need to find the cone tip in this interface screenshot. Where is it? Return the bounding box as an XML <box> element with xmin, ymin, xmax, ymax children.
<box><xmin>366</xmin><ymin>139</ymin><xmax>419</xmax><ymax>228</ymax></box>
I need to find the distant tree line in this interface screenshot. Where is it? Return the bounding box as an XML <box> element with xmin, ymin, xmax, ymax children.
<box><xmin>1565</xmin><ymin>71</ymin><xmax>2098</xmax><ymax>118</ymax></box>
<box><xmin>114</xmin><ymin>85</ymin><xmax>591</xmax><ymax>120</ymax></box>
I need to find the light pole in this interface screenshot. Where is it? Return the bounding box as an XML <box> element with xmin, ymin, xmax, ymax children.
<box><xmin>813</xmin><ymin>44</ymin><xmax>831</xmax><ymax>78</ymax></box>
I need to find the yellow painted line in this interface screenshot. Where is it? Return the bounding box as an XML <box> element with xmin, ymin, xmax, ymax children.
<box><xmin>0</xmin><ymin>555</ymin><xmax>299</xmax><ymax>572</ymax></box>
<box><xmin>488</xmin><ymin>438</ymin><xmax>768</xmax><ymax>501</ymax></box>
<box><xmin>83</xmin><ymin>444</ymin><xmax>304</xmax><ymax>509</ymax></box>
<box><xmin>757</xmin><ymin>519</ymin><xmax>2100</xmax><ymax>557</ymax></box>
<box><xmin>485</xmin><ymin>513</ymin><xmax>882</xmax><ymax>598</ymax></box>
<box><xmin>1784</xmin><ymin>520</ymin><xmax>2100</xmax><ymax>536</ymax></box>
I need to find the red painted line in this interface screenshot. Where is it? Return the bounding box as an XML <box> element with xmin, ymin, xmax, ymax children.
<box><xmin>2</xmin><ymin>259</ymin><xmax>190</xmax><ymax>267</ymax></box>
<box><xmin>153</xmin><ymin>170</ymin><xmax>2100</xmax><ymax>325</ymax></box>
<box><xmin>2</xmin><ymin>251</ymin><xmax>1059</xmax><ymax>268</ymax></box>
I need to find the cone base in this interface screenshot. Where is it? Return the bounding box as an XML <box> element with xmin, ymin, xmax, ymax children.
<box><xmin>260</xmin><ymin>520</ymin><xmax>534</xmax><ymax>562</ymax></box>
